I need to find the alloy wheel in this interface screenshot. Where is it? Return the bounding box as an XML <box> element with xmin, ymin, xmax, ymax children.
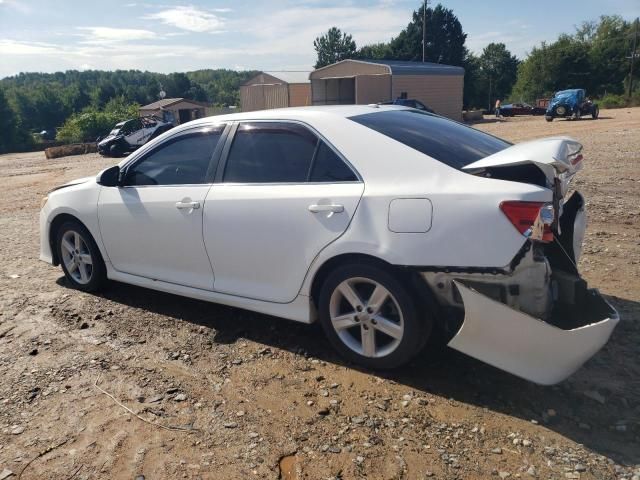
<box><xmin>329</xmin><ymin>277</ymin><xmax>404</xmax><ymax>358</ymax></box>
<box><xmin>60</xmin><ymin>230</ymin><xmax>93</xmax><ymax>285</ymax></box>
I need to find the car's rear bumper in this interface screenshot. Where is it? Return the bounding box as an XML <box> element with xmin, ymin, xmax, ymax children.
<box><xmin>447</xmin><ymin>280</ymin><xmax>619</xmax><ymax>385</ymax></box>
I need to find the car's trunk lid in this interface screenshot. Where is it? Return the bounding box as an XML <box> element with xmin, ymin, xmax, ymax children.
<box><xmin>463</xmin><ymin>136</ymin><xmax>583</xmax><ymax>195</ymax></box>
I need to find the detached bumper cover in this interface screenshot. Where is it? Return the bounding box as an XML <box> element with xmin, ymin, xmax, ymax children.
<box><xmin>448</xmin><ymin>281</ymin><xmax>619</xmax><ymax>385</ymax></box>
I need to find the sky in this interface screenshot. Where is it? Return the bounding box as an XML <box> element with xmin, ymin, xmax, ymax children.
<box><xmin>0</xmin><ymin>0</ymin><xmax>638</xmax><ymax>79</ymax></box>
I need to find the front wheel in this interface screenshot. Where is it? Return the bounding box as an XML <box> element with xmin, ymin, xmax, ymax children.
<box><xmin>318</xmin><ymin>263</ymin><xmax>431</xmax><ymax>369</ymax></box>
<box><xmin>56</xmin><ymin>221</ymin><xmax>107</xmax><ymax>292</ymax></box>
<box><xmin>545</xmin><ymin>116</ymin><xmax>553</xmax><ymax>122</ymax></box>
<box><xmin>592</xmin><ymin>106</ymin><xmax>599</xmax><ymax>119</ymax></box>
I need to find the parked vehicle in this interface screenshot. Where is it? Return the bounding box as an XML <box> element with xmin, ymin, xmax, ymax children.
<box><xmin>545</xmin><ymin>89</ymin><xmax>599</xmax><ymax>122</ymax></box>
<box><xmin>40</xmin><ymin>105</ymin><xmax>618</xmax><ymax>385</ymax></box>
<box><xmin>380</xmin><ymin>98</ymin><xmax>435</xmax><ymax>113</ymax></box>
<box><xmin>97</xmin><ymin>116</ymin><xmax>173</xmax><ymax>157</ymax></box>
<box><xmin>499</xmin><ymin>103</ymin><xmax>546</xmax><ymax>116</ymax></box>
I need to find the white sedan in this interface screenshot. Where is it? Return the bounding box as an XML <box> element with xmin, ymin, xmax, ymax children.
<box><xmin>39</xmin><ymin>105</ymin><xmax>618</xmax><ymax>384</ymax></box>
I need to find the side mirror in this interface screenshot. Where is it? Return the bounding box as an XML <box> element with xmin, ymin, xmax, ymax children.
<box><xmin>96</xmin><ymin>165</ymin><xmax>121</xmax><ymax>187</ymax></box>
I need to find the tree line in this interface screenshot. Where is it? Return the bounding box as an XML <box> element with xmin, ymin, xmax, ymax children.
<box><xmin>0</xmin><ymin>4</ymin><xmax>638</xmax><ymax>154</ymax></box>
<box><xmin>0</xmin><ymin>69</ymin><xmax>257</xmax><ymax>153</ymax></box>
<box><xmin>314</xmin><ymin>7</ymin><xmax>639</xmax><ymax>110</ymax></box>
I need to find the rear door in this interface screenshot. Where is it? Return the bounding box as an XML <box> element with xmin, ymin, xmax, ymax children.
<box><xmin>203</xmin><ymin>121</ymin><xmax>364</xmax><ymax>303</ymax></box>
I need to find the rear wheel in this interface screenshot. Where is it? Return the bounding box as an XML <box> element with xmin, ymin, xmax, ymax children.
<box><xmin>318</xmin><ymin>263</ymin><xmax>431</xmax><ymax>369</ymax></box>
<box><xmin>56</xmin><ymin>221</ymin><xmax>107</xmax><ymax>292</ymax></box>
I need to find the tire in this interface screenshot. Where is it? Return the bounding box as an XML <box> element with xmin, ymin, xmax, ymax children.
<box><xmin>109</xmin><ymin>143</ymin><xmax>123</xmax><ymax>157</ymax></box>
<box><xmin>56</xmin><ymin>220</ymin><xmax>107</xmax><ymax>293</ymax></box>
<box><xmin>317</xmin><ymin>263</ymin><xmax>432</xmax><ymax>369</ymax></box>
<box><xmin>592</xmin><ymin>106</ymin><xmax>599</xmax><ymax>119</ymax></box>
<box><xmin>545</xmin><ymin>116</ymin><xmax>553</xmax><ymax>122</ymax></box>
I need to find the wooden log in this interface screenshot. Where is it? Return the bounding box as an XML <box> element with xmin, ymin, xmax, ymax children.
<box><xmin>44</xmin><ymin>143</ymin><xmax>97</xmax><ymax>159</ymax></box>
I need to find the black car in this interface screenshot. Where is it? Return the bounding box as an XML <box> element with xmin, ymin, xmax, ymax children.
<box><xmin>380</xmin><ymin>98</ymin><xmax>435</xmax><ymax>114</ymax></box>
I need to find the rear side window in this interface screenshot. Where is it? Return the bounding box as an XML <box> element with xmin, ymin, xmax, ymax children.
<box><xmin>310</xmin><ymin>142</ymin><xmax>358</xmax><ymax>182</ymax></box>
<box><xmin>349</xmin><ymin>110</ymin><xmax>511</xmax><ymax>169</ymax></box>
<box><xmin>224</xmin><ymin>122</ymin><xmax>317</xmax><ymax>183</ymax></box>
<box><xmin>224</xmin><ymin>122</ymin><xmax>358</xmax><ymax>183</ymax></box>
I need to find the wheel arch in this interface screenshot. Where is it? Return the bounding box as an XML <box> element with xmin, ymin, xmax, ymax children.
<box><xmin>49</xmin><ymin>213</ymin><xmax>92</xmax><ymax>266</ymax></box>
<box><xmin>308</xmin><ymin>253</ymin><xmax>441</xmax><ymax>323</ymax></box>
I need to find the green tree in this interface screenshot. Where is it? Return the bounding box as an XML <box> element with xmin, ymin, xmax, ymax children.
<box><xmin>0</xmin><ymin>87</ymin><xmax>32</xmax><ymax>153</ymax></box>
<box><xmin>388</xmin><ymin>4</ymin><xmax>467</xmax><ymax>66</ymax></box>
<box><xmin>56</xmin><ymin>98</ymin><xmax>139</xmax><ymax>144</ymax></box>
<box><xmin>511</xmin><ymin>16</ymin><xmax>636</xmax><ymax>102</ymax></box>
<box><xmin>511</xmin><ymin>36</ymin><xmax>591</xmax><ymax>102</ymax></box>
<box><xmin>478</xmin><ymin>43</ymin><xmax>519</xmax><ymax>108</ymax></box>
<box><xmin>356</xmin><ymin>42</ymin><xmax>392</xmax><ymax>60</ymax></box>
<box><xmin>313</xmin><ymin>27</ymin><xmax>357</xmax><ymax>68</ymax></box>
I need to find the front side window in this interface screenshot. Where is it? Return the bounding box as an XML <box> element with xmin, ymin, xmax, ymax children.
<box><xmin>350</xmin><ymin>110</ymin><xmax>511</xmax><ymax>170</ymax></box>
<box><xmin>124</xmin><ymin>126</ymin><xmax>223</xmax><ymax>186</ymax></box>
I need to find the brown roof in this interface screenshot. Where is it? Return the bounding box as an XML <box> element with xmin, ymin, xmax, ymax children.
<box><xmin>140</xmin><ymin>98</ymin><xmax>208</xmax><ymax>110</ymax></box>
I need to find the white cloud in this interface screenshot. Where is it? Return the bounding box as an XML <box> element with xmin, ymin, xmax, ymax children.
<box><xmin>76</xmin><ymin>27</ymin><xmax>158</xmax><ymax>44</ymax></box>
<box><xmin>143</xmin><ymin>6</ymin><xmax>225</xmax><ymax>33</ymax></box>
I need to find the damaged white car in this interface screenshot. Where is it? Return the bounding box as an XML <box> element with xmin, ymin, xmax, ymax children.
<box><xmin>39</xmin><ymin>106</ymin><xmax>618</xmax><ymax>385</ymax></box>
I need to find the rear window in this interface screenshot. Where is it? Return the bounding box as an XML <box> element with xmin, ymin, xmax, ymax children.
<box><xmin>349</xmin><ymin>110</ymin><xmax>511</xmax><ymax>169</ymax></box>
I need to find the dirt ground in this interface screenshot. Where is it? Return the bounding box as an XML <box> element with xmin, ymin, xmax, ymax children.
<box><xmin>0</xmin><ymin>108</ymin><xmax>638</xmax><ymax>480</ymax></box>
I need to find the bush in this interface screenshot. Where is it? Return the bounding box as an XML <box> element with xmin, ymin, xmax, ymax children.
<box><xmin>56</xmin><ymin>97</ymin><xmax>139</xmax><ymax>144</ymax></box>
<box><xmin>597</xmin><ymin>92</ymin><xmax>640</xmax><ymax>109</ymax></box>
<box><xmin>598</xmin><ymin>94</ymin><xmax>626</xmax><ymax>109</ymax></box>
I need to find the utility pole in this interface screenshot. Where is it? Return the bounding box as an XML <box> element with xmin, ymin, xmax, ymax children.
<box><xmin>422</xmin><ymin>0</ymin><xmax>429</xmax><ymax>62</ymax></box>
<box><xmin>628</xmin><ymin>18</ymin><xmax>639</xmax><ymax>100</ymax></box>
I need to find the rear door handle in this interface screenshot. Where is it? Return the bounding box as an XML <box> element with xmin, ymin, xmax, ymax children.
<box><xmin>308</xmin><ymin>204</ymin><xmax>344</xmax><ymax>214</ymax></box>
<box><xmin>176</xmin><ymin>201</ymin><xmax>200</xmax><ymax>210</ymax></box>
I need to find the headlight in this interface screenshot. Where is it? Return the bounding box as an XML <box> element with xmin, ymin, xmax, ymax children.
<box><xmin>40</xmin><ymin>195</ymin><xmax>48</xmax><ymax>209</ymax></box>
<box><xmin>556</xmin><ymin>106</ymin><xmax>566</xmax><ymax>115</ymax></box>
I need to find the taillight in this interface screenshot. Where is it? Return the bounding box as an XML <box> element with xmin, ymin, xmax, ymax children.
<box><xmin>500</xmin><ymin>201</ymin><xmax>554</xmax><ymax>242</ymax></box>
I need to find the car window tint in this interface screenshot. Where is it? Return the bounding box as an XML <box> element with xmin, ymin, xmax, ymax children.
<box><xmin>349</xmin><ymin>110</ymin><xmax>511</xmax><ymax>170</ymax></box>
<box><xmin>125</xmin><ymin>128</ymin><xmax>223</xmax><ymax>186</ymax></box>
<box><xmin>310</xmin><ymin>141</ymin><xmax>357</xmax><ymax>182</ymax></box>
<box><xmin>224</xmin><ymin>122</ymin><xmax>317</xmax><ymax>183</ymax></box>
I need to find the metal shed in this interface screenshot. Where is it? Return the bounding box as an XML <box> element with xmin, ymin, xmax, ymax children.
<box><xmin>240</xmin><ymin>71</ymin><xmax>311</xmax><ymax>112</ymax></box>
<box><xmin>139</xmin><ymin>98</ymin><xmax>207</xmax><ymax>125</ymax></box>
<box><xmin>310</xmin><ymin>59</ymin><xmax>464</xmax><ymax>121</ymax></box>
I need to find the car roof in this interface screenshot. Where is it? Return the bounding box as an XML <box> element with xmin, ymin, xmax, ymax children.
<box><xmin>179</xmin><ymin>104</ymin><xmax>411</xmax><ymax>129</ymax></box>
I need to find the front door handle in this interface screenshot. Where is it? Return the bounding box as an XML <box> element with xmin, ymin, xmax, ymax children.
<box><xmin>176</xmin><ymin>201</ymin><xmax>200</xmax><ymax>210</ymax></box>
<box><xmin>308</xmin><ymin>204</ymin><xmax>344</xmax><ymax>214</ymax></box>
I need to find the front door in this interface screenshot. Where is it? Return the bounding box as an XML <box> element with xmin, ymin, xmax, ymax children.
<box><xmin>98</xmin><ymin>126</ymin><xmax>225</xmax><ymax>290</ymax></box>
<box><xmin>204</xmin><ymin>121</ymin><xmax>364</xmax><ymax>303</ymax></box>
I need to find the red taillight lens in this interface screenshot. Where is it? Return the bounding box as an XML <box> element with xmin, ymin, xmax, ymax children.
<box><xmin>499</xmin><ymin>201</ymin><xmax>554</xmax><ymax>242</ymax></box>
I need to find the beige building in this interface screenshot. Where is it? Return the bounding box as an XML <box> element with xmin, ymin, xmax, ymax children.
<box><xmin>240</xmin><ymin>71</ymin><xmax>311</xmax><ymax>112</ymax></box>
<box><xmin>139</xmin><ymin>98</ymin><xmax>208</xmax><ymax>125</ymax></box>
<box><xmin>310</xmin><ymin>59</ymin><xmax>464</xmax><ymax>121</ymax></box>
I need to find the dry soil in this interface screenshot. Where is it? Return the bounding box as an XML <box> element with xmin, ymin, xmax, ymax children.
<box><xmin>0</xmin><ymin>109</ymin><xmax>638</xmax><ymax>480</ymax></box>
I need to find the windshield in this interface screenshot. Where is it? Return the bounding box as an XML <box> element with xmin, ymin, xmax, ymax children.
<box><xmin>349</xmin><ymin>110</ymin><xmax>511</xmax><ymax>170</ymax></box>
<box><xmin>553</xmin><ymin>91</ymin><xmax>575</xmax><ymax>101</ymax></box>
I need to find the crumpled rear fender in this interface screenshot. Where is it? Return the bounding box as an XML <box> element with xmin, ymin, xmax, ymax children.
<box><xmin>448</xmin><ymin>281</ymin><xmax>619</xmax><ymax>385</ymax></box>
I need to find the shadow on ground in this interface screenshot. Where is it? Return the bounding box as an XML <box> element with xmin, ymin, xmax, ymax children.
<box><xmin>62</xmin><ymin>277</ymin><xmax>640</xmax><ymax>465</ymax></box>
